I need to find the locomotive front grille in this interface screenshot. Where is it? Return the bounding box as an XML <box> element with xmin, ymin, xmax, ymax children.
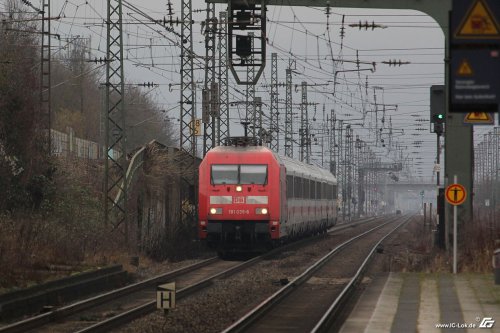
<box><xmin>207</xmin><ymin>220</ymin><xmax>269</xmax><ymax>234</ymax></box>
<box><xmin>206</xmin><ymin>220</ymin><xmax>270</xmax><ymax>249</ymax></box>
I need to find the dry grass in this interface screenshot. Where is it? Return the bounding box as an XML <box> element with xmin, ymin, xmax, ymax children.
<box><xmin>0</xmin><ymin>157</ymin><xmax>126</xmax><ymax>291</ymax></box>
<box><xmin>0</xmin><ymin>152</ymin><xmax>205</xmax><ymax>291</ymax></box>
<box><xmin>2</xmin><ymin>188</ymin><xmax>496</xmax><ymax>291</ymax></box>
<box><xmin>459</xmin><ymin>217</ymin><xmax>498</xmax><ymax>272</ymax></box>
<box><xmin>387</xmin><ymin>214</ymin><xmax>499</xmax><ymax>273</ymax></box>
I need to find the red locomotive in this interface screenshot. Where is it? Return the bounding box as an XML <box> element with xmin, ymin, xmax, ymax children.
<box><xmin>198</xmin><ymin>137</ymin><xmax>338</xmax><ymax>256</ymax></box>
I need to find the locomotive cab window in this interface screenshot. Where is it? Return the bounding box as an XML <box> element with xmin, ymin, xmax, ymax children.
<box><xmin>211</xmin><ymin>165</ymin><xmax>238</xmax><ymax>185</ymax></box>
<box><xmin>240</xmin><ymin>165</ymin><xmax>267</xmax><ymax>184</ymax></box>
<box><xmin>211</xmin><ymin>164</ymin><xmax>267</xmax><ymax>185</ymax></box>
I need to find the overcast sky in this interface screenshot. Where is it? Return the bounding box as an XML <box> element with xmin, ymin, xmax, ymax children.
<box><xmin>5</xmin><ymin>0</ymin><xmax>496</xmax><ymax>182</ymax></box>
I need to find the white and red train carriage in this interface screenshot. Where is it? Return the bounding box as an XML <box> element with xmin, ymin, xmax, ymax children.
<box><xmin>198</xmin><ymin>138</ymin><xmax>338</xmax><ymax>255</ymax></box>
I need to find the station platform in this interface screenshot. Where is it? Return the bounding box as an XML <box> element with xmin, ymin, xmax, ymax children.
<box><xmin>340</xmin><ymin>272</ymin><xmax>500</xmax><ymax>333</ymax></box>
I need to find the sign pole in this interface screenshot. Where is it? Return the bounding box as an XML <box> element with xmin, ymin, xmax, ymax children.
<box><xmin>445</xmin><ymin>179</ymin><xmax>466</xmax><ymax>261</ymax></box>
<box><xmin>453</xmin><ymin>175</ymin><xmax>458</xmax><ymax>274</ymax></box>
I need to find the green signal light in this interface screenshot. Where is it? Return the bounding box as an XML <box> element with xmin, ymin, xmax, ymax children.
<box><xmin>437</xmin><ymin>114</ymin><xmax>444</xmax><ymax>119</ymax></box>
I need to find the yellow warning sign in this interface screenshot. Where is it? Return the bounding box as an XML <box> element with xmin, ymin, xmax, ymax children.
<box><xmin>464</xmin><ymin>112</ymin><xmax>494</xmax><ymax>124</ymax></box>
<box><xmin>457</xmin><ymin>59</ymin><xmax>473</xmax><ymax>75</ymax></box>
<box><xmin>191</xmin><ymin>118</ymin><xmax>202</xmax><ymax>136</ymax></box>
<box><xmin>456</xmin><ymin>0</ymin><xmax>500</xmax><ymax>37</ymax></box>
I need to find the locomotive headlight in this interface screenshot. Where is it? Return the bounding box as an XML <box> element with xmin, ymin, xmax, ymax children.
<box><xmin>210</xmin><ymin>207</ymin><xmax>222</xmax><ymax>214</ymax></box>
<box><xmin>236</xmin><ymin>185</ymin><xmax>243</xmax><ymax>192</ymax></box>
<box><xmin>256</xmin><ymin>208</ymin><xmax>268</xmax><ymax>214</ymax></box>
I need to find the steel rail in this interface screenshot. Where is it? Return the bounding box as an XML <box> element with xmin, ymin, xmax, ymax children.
<box><xmin>220</xmin><ymin>216</ymin><xmax>405</xmax><ymax>333</ymax></box>
<box><xmin>0</xmin><ymin>257</ymin><xmax>218</xmax><ymax>333</ymax></box>
<box><xmin>75</xmin><ymin>252</ymin><xmax>268</xmax><ymax>333</ymax></box>
<box><xmin>311</xmin><ymin>216</ymin><xmax>412</xmax><ymax>333</ymax></box>
<box><xmin>1</xmin><ymin>215</ymin><xmax>384</xmax><ymax>333</ymax></box>
<box><xmin>73</xmin><ymin>217</ymin><xmax>386</xmax><ymax>333</ymax></box>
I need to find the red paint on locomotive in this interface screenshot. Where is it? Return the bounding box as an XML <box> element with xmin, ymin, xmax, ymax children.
<box><xmin>198</xmin><ymin>144</ymin><xmax>337</xmax><ymax>255</ymax></box>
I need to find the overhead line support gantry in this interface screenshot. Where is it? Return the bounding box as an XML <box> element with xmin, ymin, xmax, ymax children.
<box><xmin>105</xmin><ymin>0</ymin><xmax>128</xmax><ymax>244</ymax></box>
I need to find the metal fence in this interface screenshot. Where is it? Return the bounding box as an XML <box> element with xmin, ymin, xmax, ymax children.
<box><xmin>51</xmin><ymin>128</ymin><xmax>119</xmax><ymax>160</ymax></box>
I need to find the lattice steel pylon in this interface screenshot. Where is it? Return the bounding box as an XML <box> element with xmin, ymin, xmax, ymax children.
<box><xmin>284</xmin><ymin>59</ymin><xmax>295</xmax><ymax>158</ymax></box>
<box><xmin>245</xmin><ymin>33</ymin><xmax>256</xmax><ymax>138</ymax></box>
<box><xmin>299</xmin><ymin>81</ymin><xmax>308</xmax><ymax>163</ymax></box>
<box><xmin>346</xmin><ymin>126</ymin><xmax>353</xmax><ymax>219</ymax></box>
<box><xmin>336</xmin><ymin>120</ymin><xmax>345</xmax><ymax>219</ymax></box>
<box><xmin>179</xmin><ymin>0</ymin><xmax>196</xmax><ymax>226</ymax></box>
<box><xmin>269</xmin><ymin>53</ymin><xmax>279</xmax><ymax>151</ymax></box>
<box><xmin>180</xmin><ymin>0</ymin><xmax>195</xmax><ymax>155</ymax></box>
<box><xmin>202</xmin><ymin>3</ymin><xmax>217</xmax><ymax>156</ymax></box>
<box><xmin>328</xmin><ymin>109</ymin><xmax>336</xmax><ymax>175</ymax></box>
<box><xmin>255</xmin><ymin>96</ymin><xmax>263</xmax><ymax>140</ymax></box>
<box><xmin>105</xmin><ymin>0</ymin><xmax>127</xmax><ymax>242</ymax></box>
<box><xmin>40</xmin><ymin>0</ymin><xmax>51</xmax><ymax>154</ymax></box>
<box><xmin>342</xmin><ymin>124</ymin><xmax>350</xmax><ymax>219</ymax></box>
<box><xmin>218</xmin><ymin>11</ymin><xmax>229</xmax><ymax>145</ymax></box>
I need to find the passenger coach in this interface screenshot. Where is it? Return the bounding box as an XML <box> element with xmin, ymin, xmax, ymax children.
<box><xmin>198</xmin><ymin>137</ymin><xmax>338</xmax><ymax>256</ymax></box>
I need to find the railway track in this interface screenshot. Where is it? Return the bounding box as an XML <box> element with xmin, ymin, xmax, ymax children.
<box><xmin>0</xmin><ymin>258</ymin><xmax>221</xmax><ymax>333</ymax></box>
<box><xmin>221</xmin><ymin>215</ymin><xmax>411</xmax><ymax>333</ymax></box>
<box><xmin>0</xmin><ymin>265</ymin><xmax>128</xmax><ymax>322</ymax></box>
<box><xmin>0</xmin><ymin>215</ymin><xmax>386</xmax><ymax>333</ymax></box>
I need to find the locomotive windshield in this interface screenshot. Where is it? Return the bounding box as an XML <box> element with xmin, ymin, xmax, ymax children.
<box><xmin>240</xmin><ymin>165</ymin><xmax>267</xmax><ymax>184</ymax></box>
<box><xmin>211</xmin><ymin>164</ymin><xmax>268</xmax><ymax>185</ymax></box>
<box><xmin>211</xmin><ymin>165</ymin><xmax>239</xmax><ymax>184</ymax></box>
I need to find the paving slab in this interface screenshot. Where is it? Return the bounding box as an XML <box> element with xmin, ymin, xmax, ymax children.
<box><xmin>340</xmin><ymin>273</ymin><xmax>500</xmax><ymax>333</ymax></box>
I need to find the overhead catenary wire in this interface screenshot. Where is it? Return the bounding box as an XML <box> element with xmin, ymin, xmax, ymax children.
<box><xmin>5</xmin><ymin>0</ymin><xmax>449</xmax><ymax>181</ymax></box>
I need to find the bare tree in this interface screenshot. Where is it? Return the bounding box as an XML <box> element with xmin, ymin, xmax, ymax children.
<box><xmin>0</xmin><ymin>1</ymin><xmax>52</xmax><ymax>211</ymax></box>
<box><xmin>125</xmin><ymin>86</ymin><xmax>176</xmax><ymax>150</ymax></box>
